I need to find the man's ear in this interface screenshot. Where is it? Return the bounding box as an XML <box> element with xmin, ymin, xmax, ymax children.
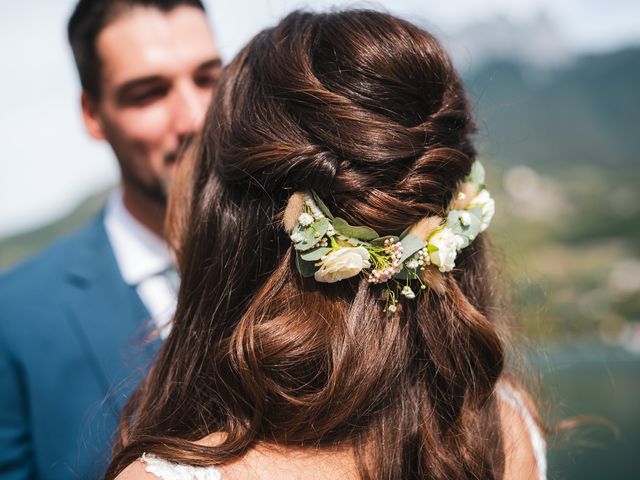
<box><xmin>81</xmin><ymin>91</ymin><xmax>106</xmax><ymax>140</ymax></box>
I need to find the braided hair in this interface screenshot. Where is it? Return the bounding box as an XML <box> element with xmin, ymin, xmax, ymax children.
<box><xmin>107</xmin><ymin>10</ymin><xmax>520</xmax><ymax>480</ymax></box>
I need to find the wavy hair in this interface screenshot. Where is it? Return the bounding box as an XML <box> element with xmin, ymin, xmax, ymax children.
<box><xmin>106</xmin><ymin>10</ymin><xmax>531</xmax><ymax>479</ymax></box>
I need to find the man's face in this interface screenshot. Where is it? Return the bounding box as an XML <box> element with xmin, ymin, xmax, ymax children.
<box><xmin>83</xmin><ymin>6</ymin><xmax>221</xmax><ymax>204</ymax></box>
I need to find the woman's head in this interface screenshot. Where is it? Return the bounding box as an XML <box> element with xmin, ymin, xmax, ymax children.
<box><xmin>109</xmin><ymin>10</ymin><xmax>507</xmax><ymax>479</ymax></box>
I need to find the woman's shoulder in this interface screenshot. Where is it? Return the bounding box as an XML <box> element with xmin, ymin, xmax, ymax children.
<box><xmin>496</xmin><ymin>380</ymin><xmax>547</xmax><ymax>480</ymax></box>
<box><xmin>115</xmin><ymin>434</ymin><xmax>227</xmax><ymax>480</ymax></box>
<box><xmin>115</xmin><ymin>459</ymin><xmax>155</xmax><ymax>480</ymax></box>
<box><xmin>115</xmin><ymin>454</ymin><xmax>221</xmax><ymax>480</ymax></box>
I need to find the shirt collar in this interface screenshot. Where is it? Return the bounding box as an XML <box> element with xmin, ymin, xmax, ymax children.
<box><xmin>103</xmin><ymin>189</ymin><xmax>173</xmax><ymax>286</ymax></box>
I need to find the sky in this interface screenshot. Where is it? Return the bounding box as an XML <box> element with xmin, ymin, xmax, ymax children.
<box><xmin>0</xmin><ymin>0</ymin><xmax>638</xmax><ymax>238</ymax></box>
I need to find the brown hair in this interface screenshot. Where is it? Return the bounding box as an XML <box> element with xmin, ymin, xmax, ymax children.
<box><xmin>107</xmin><ymin>10</ymin><xmax>530</xmax><ymax>479</ymax></box>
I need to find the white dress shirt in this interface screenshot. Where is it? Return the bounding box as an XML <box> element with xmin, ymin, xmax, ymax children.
<box><xmin>103</xmin><ymin>190</ymin><xmax>176</xmax><ymax>339</ymax></box>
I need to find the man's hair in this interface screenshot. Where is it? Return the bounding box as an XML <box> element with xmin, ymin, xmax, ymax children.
<box><xmin>67</xmin><ymin>0</ymin><xmax>207</xmax><ymax>99</ymax></box>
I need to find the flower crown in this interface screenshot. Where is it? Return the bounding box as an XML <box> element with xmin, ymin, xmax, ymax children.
<box><xmin>283</xmin><ymin>161</ymin><xmax>495</xmax><ymax>311</ymax></box>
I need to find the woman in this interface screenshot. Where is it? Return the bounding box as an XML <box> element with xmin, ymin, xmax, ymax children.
<box><xmin>109</xmin><ymin>10</ymin><xmax>546</xmax><ymax>480</ymax></box>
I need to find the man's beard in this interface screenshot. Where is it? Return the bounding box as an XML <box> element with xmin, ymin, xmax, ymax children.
<box><xmin>126</xmin><ymin>172</ymin><xmax>168</xmax><ymax>207</ymax></box>
<box><xmin>128</xmin><ymin>135</ymin><xmax>196</xmax><ymax>206</ymax></box>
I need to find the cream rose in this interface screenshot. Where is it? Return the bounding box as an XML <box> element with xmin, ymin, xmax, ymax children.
<box><xmin>468</xmin><ymin>189</ymin><xmax>495</xmax><ymax>232</ymax></box>
<box><xmin>428</xmin><ymin>227</ymin><xmax>464</xmax><ymax>272</ymax></box>
<box><xmin>314</xmin><ymin>247</ymin><xmax>371</xmax><ymax>283</ymax></box>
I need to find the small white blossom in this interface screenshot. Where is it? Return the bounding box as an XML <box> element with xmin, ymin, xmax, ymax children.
<box><xmin>314</xmin><ymin>247</ymin><xmax>371</xmax><ymax>283</ymax></box>
<box><xmin>290</xmin><ymin>232</ymin><xmax>304</xmax><ymax>243</ymax></box>
<box><xmin>459</xmin><ymin>211</ymin><xmax>472</xmax><ymax>226</ymax></box>
<box><xmin>428</xmin><ymin>227</ymin><xmax>464</xmax><ymax>272</ymax></box>
<box><xmin>326</xmin><ymin>223</ymin><xmax>336</xmax><ymax>236</ymax></box>
<box><xmin>303</xmin><ymin>194</ymin><xmax>325</xmax><ymax>219</ymax></box>
<box><xmin>405</xmin><ymin>258</ymin><xmax>419</xmax><ymax>270</ymax></box>
<box><xmin>298</xmin><ymin>212</ymin><xmax>314</xmax><ymax>227</ymax></box>
<box><xmin>468</xmin><ymin>189</ymin><xmax>495</xmax><ymax>232</ymax></box>
<box><xmin>401</xmin><ymin>285</ymin><xmax>416</xmax><ymax>299</ymax></box>
<box><xmin>387</xmin><ymin>304</ymin><xmax>397</xmax><ymax>313</ymax></box>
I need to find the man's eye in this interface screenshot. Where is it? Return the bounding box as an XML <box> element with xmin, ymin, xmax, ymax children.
<box><xmin>194</xmin><ymin>74</ymin><xmax>220</xmax><ymax>88</ymax></box>
<box><xmin>130</xmin><ymin>87</ymin><xmax>168</xmax><ymax>105</ymax></box>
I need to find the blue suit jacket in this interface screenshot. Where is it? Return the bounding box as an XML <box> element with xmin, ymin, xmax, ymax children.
<box><xmin>0</xmin><ymin>213</ymin><xmax>160</xmax><ymax>479</ymax></box>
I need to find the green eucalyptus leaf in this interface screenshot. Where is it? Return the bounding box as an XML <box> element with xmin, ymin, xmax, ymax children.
<box><xmin>295</xmin><ymin>252</ymin><xmax>318</xmax><ymax>278</ymax></box>
<box><xmin>399</xmin><ymin>234</ymin><xmax>424</xmax><ymax>263</ymax></box>
<box><xmin>296</xmin><ymin>228</ymin><xmax>315</xmax><ymax>251</ymax></box>
<box><xmin>311</xmin><ymin>191</ymin><xmax>335</xmax><ymax>220</ymax></box>
<box><xmin>300</xmin><ymin>247</ymin><xmax>332</xmax><ymax>261</ymax></box>
<box><xmin>311</xmin><ymin>217</ymin><xmax>329</xmax><ymax>238</ymax></box>
<box><xmin>399</xmin><ymin>225</ymin><xmax>412</xmax><ymax>238</ymax></box>
<box><xmin>465</xmin><ymin>161</ymin><xmax>486</xmax><ymax>186</ymax></box>
<box><xmin>293</xmin><ymin>219</ymin><xmax>327</xmax><ymax>251</ymax></box>
<box><xmin>394</xmin><ymin>267</ymin><xmax>410</xmax><ymax>280</ymax></box>
<box><xmin>465</xmin><ymin>206</ymin><xmax>484</xmax><ymax>235</ymax></box>
<box><xmin>333</xmin><ymin>217</ymin><xmax>379</xmax><ymax>241</ymax></box>
<box><xmin>446</xmin><ymin>209</ymin><xmax>482</xmax><ymax>248</ymax></box>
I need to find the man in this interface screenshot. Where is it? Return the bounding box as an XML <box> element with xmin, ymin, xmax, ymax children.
<box><xmin>0</xmin><ymin>1</ymin><xmax>221</xmax><ymax>478</ymax></box>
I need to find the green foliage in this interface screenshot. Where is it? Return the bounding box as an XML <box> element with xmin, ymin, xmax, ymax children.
<box><xmin>311</xmin><ymin>192</ymin><xmax>334</xmax><ymax>220</ymax></box>
<box><xmin>292</xmin><ymin>217</ymin><xmax>329</xmax><ymax>251</ymax></box>
<box><xmin>300</xmin><ymin>247</ymin><xmax>332</xmax><ymax>261</ymax></box>
<box><xmin>465</xmin><ymin>160</ymin><xmax>486</xmax><ymax>185</ymax></box>
<box><xmin>332</xmin><ymin>217</ymin><xmax>379</xmax><ymax>241</ymax></box>
<box><xmin>295</xmin><ymin>251</ymin><xmax>316</xmax><ymax>278</ymax></box>
<box><xmin>398</xmin><ymin>234</ymin><xmax>424</xmax><ymax>263</ymax></box>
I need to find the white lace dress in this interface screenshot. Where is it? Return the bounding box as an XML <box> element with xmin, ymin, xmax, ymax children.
<box><xmin>140</xmin><ymin>384</ymin><xmax>546</xmax><ymax>480</ymax></box>
<box><xmin>141</xmin><ymin>453</ymin><xmax>221</xmax><ymax>480</ymax></box>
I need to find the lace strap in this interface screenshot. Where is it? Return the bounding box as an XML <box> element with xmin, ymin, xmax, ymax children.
<box><xmin>496</xmin><ymin>384</ymin><xmax>547</xmax><ymax>480</ymax></box>
<box><xmin>140</xmin><ymin>453</ymin><xmax>222</xmax><ymax>480</ymax></box>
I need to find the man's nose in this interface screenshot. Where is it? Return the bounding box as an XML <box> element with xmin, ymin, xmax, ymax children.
<box><xmin>172</xmin><ymin>81</ymin><xmax>208</xmax><ymax>137</ymax></box>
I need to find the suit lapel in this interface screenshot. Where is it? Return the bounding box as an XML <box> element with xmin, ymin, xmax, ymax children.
<box><xmin>65</xmin><ymin>214</ymin><xmax>160</xmax><ymax>410</ymax></box>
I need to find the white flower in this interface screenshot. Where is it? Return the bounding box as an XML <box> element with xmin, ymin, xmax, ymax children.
<box><xmin>314</xmin><ymin>247</ymin><xmax>371</xmax><ymax>283</ymax></box>
<box><xmin>387</xmin><ymin>304</ymin><xmax>397</xmax><ymax>313</ymax></box>
<box><xmin>303</xmin><ymin>194</ymin><xmax>325</xmax><ymax>219</ymax></box>
<box><xmin>468</xmin><ymin>189</ymin><xmax>495</xmax><ymax>232</ymax></box>
<box><xmin>428</xmin><ymin>227</ymin><xmax>464</xmax><ymax>272</ymax></box>
<box><xmin>326</xmin><ymin>223</ymin><xmax>336</xmax><ymax>236</ymax></box>
<box><xmin>290</xmin><ymin>232</ymin><xmax>304</xmax><ymax>243</ymax></box>
<box><xmin>405</xmin><ymin>258</ymin><xmax>419</xmax><ymax>270</ymax></box>
<box><xmin>298</xmin><ymin>212</ymin><xmax>314</xmax><ymax>227</ymax></box>
<box><xmin>459</xmin><ymin>211</ymin><xmax>472</xmax><ymax>226</ymax></box>
<box><xmin>401</xmin><ymin>285</ymin><xmax>416</xmax><ymax>299</ymax></box>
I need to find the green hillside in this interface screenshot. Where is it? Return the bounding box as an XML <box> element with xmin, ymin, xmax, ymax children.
<box><xmin>466</xmin><ymin>47</ymin><xmax>640</xmax><ymax>172</ymax></box>
<box><xmin>0</xmin><ymin>189</ymin><xmax>110</xmax><ymax>270</ymax></box>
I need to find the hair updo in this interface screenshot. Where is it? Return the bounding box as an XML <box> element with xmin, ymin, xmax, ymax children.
<box><xmin>108</xmin><ymin>10</ymin><xmax>513</xmax><ymax>480</ymax></box>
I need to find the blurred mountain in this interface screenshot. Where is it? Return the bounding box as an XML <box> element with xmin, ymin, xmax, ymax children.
<box><xmin>444</xmin><ymin>11</ymin><xmax>574</xmax><ymax>70</ymax></box>
<box><xmin>464</xmin><ymin>46</ymin><xmax>640</xmax><ymax>172</ymax></box>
